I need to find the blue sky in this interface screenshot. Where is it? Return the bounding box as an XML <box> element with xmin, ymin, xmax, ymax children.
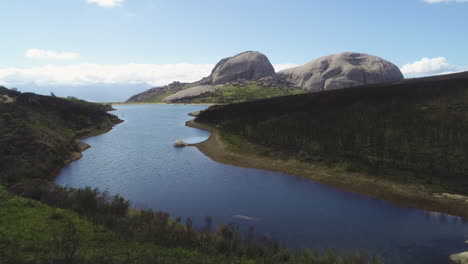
<box><xmin>1</xmin><ymin>0</ymin><xmax>467</xmax><ymax>101</ymax></box>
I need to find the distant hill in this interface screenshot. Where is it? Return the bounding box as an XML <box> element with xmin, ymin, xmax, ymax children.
<box><xmin>126</xmin><ymin>51</ymin><xmax>404</xmax><ymax>104</ymax></box>
<box><xmin>126</xmin><ymin>51</ymin><xmax>307</xmax><ymax>104</ymax></box>
<box><xmin>196</xmin><ymin>71</ymin><xmax>468</xmax><ymax>195</ymax></box>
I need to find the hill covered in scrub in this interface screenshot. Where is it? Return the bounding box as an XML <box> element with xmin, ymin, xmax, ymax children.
<box><xmin>126</xmin><ymin>51</ymin><xmax>404</xmax><ymax>104</ymax></box>
<box><xmin>126</xmin><ymin>51</ymin><xmax>306</xmax><ymax>104</ymax></box>
<box><xmin>195</xmin><ymin>71</ymin><xmax>468</xmax><ymax>196</ymax></box>
<box><xmin>0</xmin><ymin>87</ymin><xmax>120</xmax><ymax>191</ymax></box>
<box><xmin>0</xmin><ymin>87</ymin><xmax>123</xmax><ymax>189</ymax></box>
<box><xmin>0</xmin><ymin>87</ymin><xmax>376</xmax><ymax>263</ymax></box>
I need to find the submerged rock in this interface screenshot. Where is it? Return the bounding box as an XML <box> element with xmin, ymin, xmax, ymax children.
<box><xmin>451</xmin><ymin>252</ymin><xmax>468</xmax><ymax>264</ymax></box>
<box><xmin>173</xmin><ymin>140</ymin><xmax>188</xmax><ymax>148</ymax></box>
<box><xmin>278</xmin><ymin>52</ymin><xmax>404</xmax><ymax>92</ymax></box>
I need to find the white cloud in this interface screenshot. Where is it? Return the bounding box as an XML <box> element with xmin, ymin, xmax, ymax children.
<box><xmin>423</xmin><ymin>0</ymin><xmax>468</xmax><ymax>3</ymax></box>
<box><xmin>25</xmin><ymin>49</ymin><xmax>79</xmax><ymax>60</ymax></box>
<box><xmin>86</xmin><ymin>0</ymin><xmax>124</xmax><ymax>7</ymax></box>
<box><xmin>400</xmin><ymin>57</ymin><xmax>468</xmax><ymax>77</ymax></box>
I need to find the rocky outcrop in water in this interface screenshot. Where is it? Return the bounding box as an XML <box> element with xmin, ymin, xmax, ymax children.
<box><xmin>173</xmin><ymin>140</ymin><xmax>189</xmax><ymax>148</ymax></box>
<box><xmin>451</xmin><ymin>252</ymin><xmax>468</xmax><ymax>264</ymax></box>
<box><xmin>278</xmin><ymin>52</ymin><xmax>404</xmax><ymax>92</ymax></box>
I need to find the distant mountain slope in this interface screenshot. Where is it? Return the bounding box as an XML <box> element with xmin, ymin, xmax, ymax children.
<box><xmin>196</xmin><ymin>71</ymin><xmax>468</xmax><ymax>195</ymax></box>
<box><xmin>126</xmin><ymin>81</ymin><xmax>193</xmax><ymax>103</ymax></box>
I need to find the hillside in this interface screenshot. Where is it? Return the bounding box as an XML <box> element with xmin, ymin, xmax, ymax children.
<box><xmin>195</xmin><ymin>71</ymin><xmax>468</xmax><ymax>197</ymax></box>
<box><xmin>0</xmin><ymin>87</ymin><xmax>120</xmax><ymax>191</ymax></box>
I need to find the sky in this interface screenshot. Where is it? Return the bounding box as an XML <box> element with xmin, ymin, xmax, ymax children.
<box><xmin>1</xmin><ymin>0</ymin><xmax>467</xmax><ymax>101</ymax></box>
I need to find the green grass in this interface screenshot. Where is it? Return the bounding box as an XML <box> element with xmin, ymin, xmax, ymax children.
<box><xmin>0</xmin><ymin>184</ymin><xmax>378</xmax><ymax>264</ymax></box>
<box><xmin>0</xmin><ymin>185</ymin><xmax>259</xmax><ymax>264</ymax></box>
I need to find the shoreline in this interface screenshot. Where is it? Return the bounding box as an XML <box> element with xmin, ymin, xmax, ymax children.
<box><xmin>52</xmin><ymin>119</ymin><xmax>124</xmax><ymax>180</ymax></box>
<box><xmin>186</xmin><ymin>119</ymin><xmax>468</xmax><ymax>219</ymax></box>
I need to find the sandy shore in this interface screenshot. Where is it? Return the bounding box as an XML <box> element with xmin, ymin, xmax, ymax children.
<box><xmin>187</xmin><ymin>119</ymin><xmax>468</xmax><ymax>219</ymax></box>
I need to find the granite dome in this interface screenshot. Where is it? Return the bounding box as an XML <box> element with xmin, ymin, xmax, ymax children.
<box><xmin>278</xmin><ymin>52</ymin><xmax>404</xmax><ymax>91</ymax></box>
<box><xmin>201</xmin><ymin>51</ymin><xmax>276</xmax><ymax>85</ymax></box>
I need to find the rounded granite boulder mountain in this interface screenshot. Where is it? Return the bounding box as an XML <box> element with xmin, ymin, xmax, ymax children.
<box><xmin>278</xmin><ymin>52</ymin><xmax>404</xmax><ymax>92</ymax></box>
<box><xmin>200</xmin><ymin>51</ymin><xmax>276</xmax><ymax>85</ymax></box>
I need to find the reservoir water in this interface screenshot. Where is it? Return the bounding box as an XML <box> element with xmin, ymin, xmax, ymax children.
<box><xmin>55</xmin><ymin>104</ymin><xmax>468</xmax><ymax>263</ymax></box>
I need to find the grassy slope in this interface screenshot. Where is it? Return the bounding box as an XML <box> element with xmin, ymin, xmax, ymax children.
<box><xmin>195</xmin><ymin>72</ymin><xmax>468</xmax><ymax>210</ymax></box>
<box><xmin>0</xmin><ymin>185</ymin><xmax>256</xmax><ymax>264</ymax></box>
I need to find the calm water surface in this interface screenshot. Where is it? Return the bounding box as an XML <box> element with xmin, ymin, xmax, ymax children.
<box><xmin>56</xmin><ymin>104</ymin><xmax>468</xmax><ymax>263</ymax></box>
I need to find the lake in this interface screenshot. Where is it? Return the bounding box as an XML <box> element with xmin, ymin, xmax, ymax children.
<box><xmin>55</xmin><ymin>104</ymin><xmax>468</xmax><ymax>263</ymax></box>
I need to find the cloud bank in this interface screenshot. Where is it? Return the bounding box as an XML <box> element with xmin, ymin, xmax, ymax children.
<box><xmin>0</xmin><ymin>63</ymin><xmax>214</xmax><ymax>87</ymax></box>
<box><xmin>86</xmin><ymin>0</ymin><xmax>124</xmax><ymax>8</ymax></box>
<box><xmin>0</xmin><ymin>63</ymin><xmax>298</xmax><ymax>88</ymax></box>
<box><xmin>25</xmin><ymin>49</ymin><xmax>79</xmax><ymax>60</ymax></box>
<box><xmin>401</xmin><ymin>57</ymin><xmax>467</xmax><ymax>76</ymax></box>
<box><xmin>0</xmin><ymin>62</ymin><xmax>297</xmax><ymax>101</ymax></box>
